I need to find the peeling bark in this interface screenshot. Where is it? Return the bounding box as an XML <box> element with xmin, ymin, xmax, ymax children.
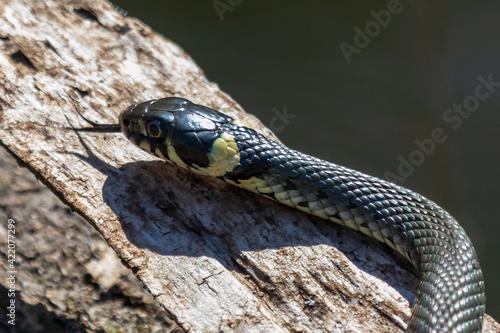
<box><xmin>0</xmin><ymin>0</ymin><xmax>498</xmax><ymax>332</ymax></box>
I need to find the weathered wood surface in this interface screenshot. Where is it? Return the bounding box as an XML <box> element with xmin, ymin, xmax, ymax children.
<box><xmin>0</xmin><ymin>0</ymin><xmax>498</xmax><ymax>332</ymax></box>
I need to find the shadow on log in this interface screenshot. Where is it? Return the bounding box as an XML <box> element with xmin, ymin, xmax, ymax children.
<box><xmin>0</xmin><ymin>0</ymin><xmax>499</xmax><ymax>332</ymax></box>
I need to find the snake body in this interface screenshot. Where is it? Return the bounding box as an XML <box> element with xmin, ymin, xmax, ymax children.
<box><xmin>114</xmin><ymin>97</ymin><xmax>485</xmax><ymax>332</ymax></box>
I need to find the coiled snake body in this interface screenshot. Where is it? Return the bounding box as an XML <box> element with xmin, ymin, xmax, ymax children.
<box><xmin>85</xmin><ymin>97</ymin><xmax>486</xmax><ymax>332</ymax></box>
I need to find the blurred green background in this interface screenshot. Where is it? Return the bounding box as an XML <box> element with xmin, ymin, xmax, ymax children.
<box><xmin>112</xmin><ymin>0</ymin><xmax>500</xmax><ymax>321</ymax></box>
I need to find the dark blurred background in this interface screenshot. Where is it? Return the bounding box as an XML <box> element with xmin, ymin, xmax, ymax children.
<box><xmin>112</xmin><ymin>0</ymin><xmax>500</xmax><ymax>321</ymax></box>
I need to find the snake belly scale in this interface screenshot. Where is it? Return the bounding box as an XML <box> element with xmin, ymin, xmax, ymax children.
<box><xmin>88</xmin><ymin>97</ymin><xmax>485</xmax><ymax>332</ymax></box>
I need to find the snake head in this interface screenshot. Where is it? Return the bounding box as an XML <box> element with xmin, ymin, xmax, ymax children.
<box><xmin>119</xmin><ymin>97</ymin><xmax>238</xmax><ymax>174</ymax></box>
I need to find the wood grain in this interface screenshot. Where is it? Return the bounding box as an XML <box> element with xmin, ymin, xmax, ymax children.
<box><xmin>0</xmin><ymin>0</ymin><xmax>498</xmax><ymax>332</ymax></box>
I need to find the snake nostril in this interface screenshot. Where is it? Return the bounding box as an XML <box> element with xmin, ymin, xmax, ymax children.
<box><xmin>123</xmin><ymin>119</ymin><xmax>130</xmax><ymax>127</ymax></box>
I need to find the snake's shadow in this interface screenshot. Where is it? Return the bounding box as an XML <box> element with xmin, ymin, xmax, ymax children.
<box><xmin>98</xmin><ymin>159</ymin><xmax>417</xmax><ymax>304</ymax></box>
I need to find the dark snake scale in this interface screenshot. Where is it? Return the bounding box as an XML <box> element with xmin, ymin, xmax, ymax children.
<box><xmin>83</xmin><ymin>97</ymin><xmax>486</xmax><ymax>332</ymax></box>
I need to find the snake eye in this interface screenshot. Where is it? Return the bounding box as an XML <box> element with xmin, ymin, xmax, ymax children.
<box><xmin>147</xmin><ymin>119</ymin><xmax>167</xmax><ymax>138</ymax></box>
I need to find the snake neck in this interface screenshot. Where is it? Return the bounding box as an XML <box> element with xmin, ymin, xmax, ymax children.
<box><xmin>217</xmin><ymin>124</ymin><xmax>485</xmax><ymax>333</ymax></box>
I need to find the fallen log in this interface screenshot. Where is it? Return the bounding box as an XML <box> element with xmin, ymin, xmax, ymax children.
<box><xmin>0</xmin><ymin>0</ymin><xmax>498</xmax><ymax>331</ymax></box>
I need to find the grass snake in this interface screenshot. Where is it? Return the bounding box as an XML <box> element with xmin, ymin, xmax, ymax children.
<box><xmin>78</xmin><ymin>97</ymin><xmax>486</xmax><ymax>332</ymax></box>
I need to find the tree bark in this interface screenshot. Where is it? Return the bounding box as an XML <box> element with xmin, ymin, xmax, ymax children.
<box><xmin>0</xmin><ymin>0</ymin><xmax>498</xmax><ymax>332</ymax></box>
